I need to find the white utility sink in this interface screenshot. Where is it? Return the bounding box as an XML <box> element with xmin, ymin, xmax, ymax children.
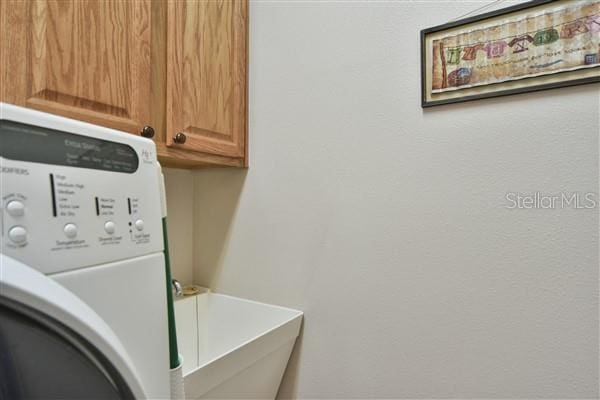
<box><xmin>174</xmin><ymin>291</ymin><xmax>303</xmax><ymax>399</ymax></box>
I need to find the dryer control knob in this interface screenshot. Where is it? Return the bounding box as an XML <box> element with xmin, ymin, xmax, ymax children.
<box><xmin>135</xmin><ymin>219</ymin><xmax>144</xmax><ymax>231</ymax></box>
<box><xmin>8</xmin><ymin>226</ymin><xmax>27</xmax><ymax>244</ymax></box>
<box><xmin>6</xmin><ymin>201</ymin><xmax>25</xmax><ymax>217</ymax></box>
<box><xmin>104</xmin><ymin>221</ymin><xmax>116</xmax><ymax>235</ymax></box>
<box><xmin>64</xmin><ymin>223</ymin><xmax>78</xmax><ymax>239</ymax></box>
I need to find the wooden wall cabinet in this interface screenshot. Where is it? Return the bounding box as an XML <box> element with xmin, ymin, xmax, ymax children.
<box><xmin>0</xmin><ymin>0</ymin><xmax>248</xmax><ymax>168</ymax></box>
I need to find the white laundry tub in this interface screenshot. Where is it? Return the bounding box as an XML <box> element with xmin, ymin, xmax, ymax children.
<box><xmin>174</xmin><ymin>291</ymin><xmax>302</xmax><ymax>399</ymax></box>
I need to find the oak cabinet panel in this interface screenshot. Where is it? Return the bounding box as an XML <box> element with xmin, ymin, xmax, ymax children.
<box><xmin>166</xmin><ymin>0</ymin><xmax>247</xmax><ymax>160</ymax></box>
<box><xmin>1</xmin><ymin>0</ymin><xmax>153</xmax><ymax>134</ymax></box>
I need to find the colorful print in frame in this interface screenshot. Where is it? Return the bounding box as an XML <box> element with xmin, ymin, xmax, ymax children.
<box><xmin>421</xmin><ymin>0</ymin><xmax>600</xmax><ymax>107</ymax></box>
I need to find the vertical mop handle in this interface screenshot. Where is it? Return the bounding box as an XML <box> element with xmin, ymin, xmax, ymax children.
<box><xmin>157</xmin><ymin>162</ymin><xmax>180</xmax><ymax>370</ymax></box>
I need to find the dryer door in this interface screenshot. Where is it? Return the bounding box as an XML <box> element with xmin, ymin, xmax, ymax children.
<box><xmin>0</xmin><ymin>254</ymin><xmax>147</xmax><ymax>400</ymax></box>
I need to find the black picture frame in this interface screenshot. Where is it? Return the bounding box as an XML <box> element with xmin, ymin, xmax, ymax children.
<box><xmin>420</xmin><ymin>0</ymin><xmax>600</xmax><ymax>108</ymax></box>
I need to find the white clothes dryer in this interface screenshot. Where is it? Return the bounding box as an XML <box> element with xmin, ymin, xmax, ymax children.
<box><xmin>0</xmin><ymin>103</ymin><xmax>170</xmax><ymax>399</ymax></box>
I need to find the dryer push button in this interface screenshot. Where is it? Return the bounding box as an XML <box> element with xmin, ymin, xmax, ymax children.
<box><xmin>8</xmin><ymin>226</ymin><xmax>27</xmax><ymax>244</ymax></box>
<box><xmin>104</xmin><ymin>221</ymin><xmax>116</xmax><ymax>235</ymax></box>
<box><xmin>64</xmin><ymin>223</ymin><xmax>78</xmax><ymax>239</ymax></box>
<box><xmin>6</xmin><ymin>201</ymin><xmax>25</xmax><ymax>217</ymax></box>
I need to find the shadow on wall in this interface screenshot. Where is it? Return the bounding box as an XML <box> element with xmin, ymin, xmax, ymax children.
<box><xmin>193</xmin><ymin>168</ymin><xmax>248</xmax><ymax>287</ymax></box>
<box><xmin>163</xmin><ymin>168</ymin><xmax>195</xmax><ymax>285</ymax></box>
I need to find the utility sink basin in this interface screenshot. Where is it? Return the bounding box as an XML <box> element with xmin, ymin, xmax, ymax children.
<box><xmin>174</xmin><ymin>291</ymin><xmax>303</xmax><ymax>399</ymax></box>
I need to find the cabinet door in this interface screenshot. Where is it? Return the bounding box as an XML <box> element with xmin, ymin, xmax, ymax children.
<box><xmin>0</xmin><ymin>0</ymin><xmax>152</xmax><ymax>134</ymax></box>
<box><xmin>166</xmin><ymin>0</ymin><xmax>247</xmax><ymax>159</ymax></box>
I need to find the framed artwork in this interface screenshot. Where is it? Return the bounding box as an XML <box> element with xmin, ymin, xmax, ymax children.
<box><xmin>421</xmin><ymin>0</ymin><xmax>600</xmax><ymax>107</ymax></box>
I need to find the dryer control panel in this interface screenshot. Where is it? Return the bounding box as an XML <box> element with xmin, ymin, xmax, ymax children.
<box><xmin>0</xmin><ymin>103</ymin><xmax>163</xmax><ymax>275</ymax></box>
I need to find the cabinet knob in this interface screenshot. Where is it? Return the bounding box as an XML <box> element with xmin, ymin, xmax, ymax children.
<box><xmin>173</xmin><ymin>132</ymin><xmax>187</xmax><ymax>144</ymax></box>
<box><xmin>140</xmin><ymin>126</ymin><xmax>155</xmax><ymax>138</ymax></box>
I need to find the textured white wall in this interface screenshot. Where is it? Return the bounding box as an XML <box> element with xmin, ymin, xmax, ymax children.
<box><xmin>189</xmin><ymin>1</ymin><xmax>599</xmax><ymax>398</ymax></box>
